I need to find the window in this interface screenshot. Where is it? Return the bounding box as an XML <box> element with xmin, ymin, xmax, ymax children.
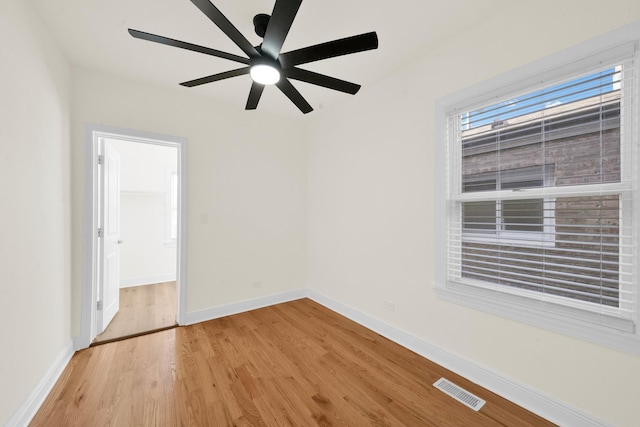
<box><xmin>435</xmin><ymin>34</ymin><xmax>640</xmax><ymax>354</ymax></box>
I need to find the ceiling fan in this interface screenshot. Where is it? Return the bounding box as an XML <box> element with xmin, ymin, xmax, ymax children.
<box><xmin>128</xmin><ymin>0</ymin><xmax>378</xmax><ymax>114</ymax></box>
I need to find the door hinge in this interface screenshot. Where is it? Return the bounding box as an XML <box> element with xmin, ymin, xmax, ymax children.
<box><xmin>98</xmin><ymin>228</ymin><xmax>103</xmax><ymax>238</ymax></box>
<box><xmin>98</xmin><ymin>155</ymin><xmax>104</xmax><ymax>165</ymax></box>
<box><xmin>97</xmin><ymin>301</ymin><xmax>103</xmax><ymax>310</ymax></box>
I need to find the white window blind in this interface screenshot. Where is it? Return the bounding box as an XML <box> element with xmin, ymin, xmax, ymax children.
<box><xmin>443</xmin><ymin>46</ymin><xmax>637</xmax><ymax>334</ymax></box>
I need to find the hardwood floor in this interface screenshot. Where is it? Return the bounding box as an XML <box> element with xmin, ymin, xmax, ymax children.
<box><xmin>93</xmin><ymin>281</ymin><xmax>177</xmax><ymax>344</ymax></box>
<box><xmin>32</xmin><ymin>299</ymin><xmax>554</xmax><ymax>426</ymax></box>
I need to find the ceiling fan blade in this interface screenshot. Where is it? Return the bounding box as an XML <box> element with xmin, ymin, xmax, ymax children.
<box><xmin>276</xmin><ymin>79</ymin><xmax>313</xmax><ymax>114</ymax></box>
<box><xmin>128</xmin><ymin>29</ymin><xmax>249</xmax><ymax>64</ymax></box>
<box><xmin>246</xmin><ymin>82</ymin><xmax>265</xmax><ymax>110</ymax></box>
<box><xmin>189</xmin><ymin>0</ymin><xmax>259</xmax><ymax>58</ymax></box>
<box><xmin>279</xmin><ymin>32</ymin><xmax>378</xmax><ymax>68</ymax></box>
<box><xmin>180</xmin><ymin>67</ymin><xmax>249</xmax><ymax>87</ymax></box>
<box><xmin>261</xmin><ymin>0</ymin><xmax>302</xmax><ymax>60</ymax></box>
<box><xmin>285</xmin><ymin>68</ymin><xmax>361</xmax><ymax>94</ymax></box>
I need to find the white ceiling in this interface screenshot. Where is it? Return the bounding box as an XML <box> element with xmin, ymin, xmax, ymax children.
<box><xmin>30</xmin><ymin>0</ymin><xmax>508</xmax><ymax>117</ymax></box>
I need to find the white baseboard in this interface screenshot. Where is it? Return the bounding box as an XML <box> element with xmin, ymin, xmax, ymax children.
<box><xmin>306</xmin><ymin>289</ymin><xmax>610</xmax><ymax>427</ymax></box>
<box><xmin>5</xmin><ymin>340</ymin><xmax>75</xmax><ymax>427</ymax></box>
<box><xmin>183</xmin><ymin>289</ymin><xmax>308</xmax><ymax>325</ymax></box>
<box><xmin>120</xmin><ymin>274</ymin><xmax>176</xmax><ymax>288</ymax></box>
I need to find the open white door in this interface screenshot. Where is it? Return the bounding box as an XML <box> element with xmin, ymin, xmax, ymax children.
<box><xmin>97</xmin><ymin>140</ymin><xmax>121</xmax><ymax>334</ymax></box>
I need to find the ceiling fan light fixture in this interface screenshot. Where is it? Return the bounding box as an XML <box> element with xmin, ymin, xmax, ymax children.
<box><xmin>128</xmin><ymin>0</ymin><xmax>379</xmax><ymax>113</ymax></box>
<box><xmin>250</xmin><ymin>63</ymin><xmax>281</xmax><ymax>85</ymax></box>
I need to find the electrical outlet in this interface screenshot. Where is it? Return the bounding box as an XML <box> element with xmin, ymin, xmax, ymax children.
<box><xmin>200</xmin><ymin>212</ymin><xmax>209</xmax><ymax>224</ymax></box>
<box><xmin>383</xmin><ymin>300</ymin><xmax>395</xmax><ymax>312</ymax></box>
<box><xmin>252</xmin><ymin>281</ymin><xmax>263</xmax><ymax>289</ymax></box>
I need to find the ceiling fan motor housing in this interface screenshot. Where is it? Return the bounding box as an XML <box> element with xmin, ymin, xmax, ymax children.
<box><xmin>253</xmin><ymin>14</ymin><xmax>270</xmax><ymax>38</ymax></box>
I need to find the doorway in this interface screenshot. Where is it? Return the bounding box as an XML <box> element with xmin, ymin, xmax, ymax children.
<box><xmin>79</xmin><ymin>124</ymin><xmax>187</xmax><ymax>349</ymax></box>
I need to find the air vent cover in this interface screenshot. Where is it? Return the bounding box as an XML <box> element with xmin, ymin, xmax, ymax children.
<box><xmin>433</xmin><ymin>378</ymin><xmax>486</xmax><ymax>411</ymax></box>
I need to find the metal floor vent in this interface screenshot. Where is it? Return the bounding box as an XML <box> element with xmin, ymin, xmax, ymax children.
<box><xmin>433</xmin><ymin>378</ymin><xmax>486</xmax><ymax>411</ymax></box>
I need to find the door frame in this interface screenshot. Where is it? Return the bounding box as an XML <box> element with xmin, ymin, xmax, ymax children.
<box><xmin>78</xmin><ymin>123</ymin><xmax>188</xmax><ymax>349</ymax></box>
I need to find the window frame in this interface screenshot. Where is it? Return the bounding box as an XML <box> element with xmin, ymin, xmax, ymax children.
<box><xmin>434</xmin><ymin>27</ymin><xmax>640</xmax><ymax>355</ymax></box>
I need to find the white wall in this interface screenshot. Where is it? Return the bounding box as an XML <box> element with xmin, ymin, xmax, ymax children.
<box><xmin>107</xmin><ymin>139</ymin><xmax>177</xmax><ymax>287</ymax></box>
<box><xmin>0</xmin><ymin>0</ymin><xmax>71</xmax><ymax>425</ymax></box>
<box><xmin>70</xmin><ymin>69</ymin><xmax>308</xmax><ymax>331</ymax></box>
<box><xmin>308</xmin><ymin>2</ymin><xmax>640</xmax><ymax>426</ymax></box>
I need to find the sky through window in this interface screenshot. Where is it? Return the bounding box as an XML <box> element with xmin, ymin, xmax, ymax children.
<box><xmin>461</xmin><ymin>68</ymin><xmax>617</xmax><ymax>130</ymax></box>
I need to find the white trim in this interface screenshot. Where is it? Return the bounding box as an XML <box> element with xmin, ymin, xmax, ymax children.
<box><xmin>119</xmin><ymin>274</ymin><xmax>177</xmax><ymax>288</ymax></box>
<box><xmin>5</xmin><ymin>340</ymin><xmax>75</xmax><ymax>427</ymax></box>
<box><xmin>165</xmin><ymin>170</ymin><xmax>178</xmax><ymax>244</ymax></box>
<box><xmin>176</xmin><ymin>140</ymin><xmax>188</xmax><ymax>325</ymax></box>
<box><xmin>454</xmin><ymin>182</ymin><xmax>629</xmax><ymax>201</ymax></box>
<box><xmin>183</xmin><ymin>289</ymin><xmax>308</xmax><ymax>325</ymax></box>
<box><xmin>306</xmin><ymin>289</ymin><xmax>611</xmax><ymax>427</ymax></box>
<box><xmin>437</xmin><ymin>282</ymin><xmax>636</xmax><ymax>344</ymax></box>
<box><xmin>78</xmin><ymin>125</ymin><xmax>101</xmax><ymax>350</ymax></box>
<box><xmin>79</xmin><ymin>123</ymin><xmax>188</xmax><ymax>349</ymax></box>
<box><xmin>462</xmin><ymin>233</ymin><xmax>555</xmax><ymax>248</ymax></box>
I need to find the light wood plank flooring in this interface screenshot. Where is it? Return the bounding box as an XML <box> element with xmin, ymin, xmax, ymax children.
<box><xmin>93</xmin><ymin>281</ymin><xmax>177</xmax><ymax>344</ymax></box>
<box><xmin>32</xmin><ymin>298</ymin><xmax>554</xmax><ymax>426</ymax></box>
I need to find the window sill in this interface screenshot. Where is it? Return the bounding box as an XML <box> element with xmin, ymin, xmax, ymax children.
<box><xmin>436</xmin><ymin>281</ymin><xmax>640</xmax><ymax>355</ymax></box>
